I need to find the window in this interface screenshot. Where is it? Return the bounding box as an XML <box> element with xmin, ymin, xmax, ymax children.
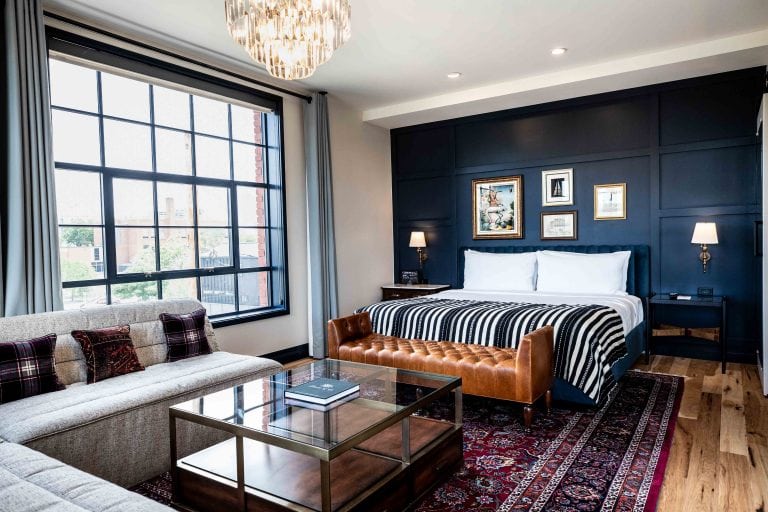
<box><xmin>48</xmin><ymin>34</ymin><xmax>288</xmax><ymax>325</ymax></box>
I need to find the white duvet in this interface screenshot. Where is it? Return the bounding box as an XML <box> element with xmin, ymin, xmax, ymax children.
<box><xmin>433</xmin><ymin>289</ymin><xmax>644</xmax><ymax>334</ymax></box>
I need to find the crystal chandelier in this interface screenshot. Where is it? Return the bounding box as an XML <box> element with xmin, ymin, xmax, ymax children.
<box><xmin>224</xmin><ymin>0</ymin><xmax>351</xmax><ymax>80</ymax></box>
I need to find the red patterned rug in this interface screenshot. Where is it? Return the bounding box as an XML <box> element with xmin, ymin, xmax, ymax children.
<box><xmin>132</xmin><ymin>371</ymin><xmax>682</xmax><ymax>511</ymax></box>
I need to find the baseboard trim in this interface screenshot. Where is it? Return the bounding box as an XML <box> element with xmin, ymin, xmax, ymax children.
<box><xmin>261</xmin><ymin>344</ymin><xmax>310</xmax><ymax>364</ymax></box>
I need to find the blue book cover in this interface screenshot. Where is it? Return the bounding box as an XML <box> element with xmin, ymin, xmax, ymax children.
<box><xmin>284</xmin><ymin>377</ymin><xmax>360</xmax><ymax>405</ymax></box>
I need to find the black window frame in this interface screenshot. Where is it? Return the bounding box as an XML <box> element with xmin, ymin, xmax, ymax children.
<box><xmin>47</xmin><ymin>28</ymin><xmax>290</xmax><ymax>327</ymax></box>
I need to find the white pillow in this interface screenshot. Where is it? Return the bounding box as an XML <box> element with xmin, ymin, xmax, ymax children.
<box><xmin>463</xmin><ymin>250</ymin><xmax>537</xmax><ymax>292</ymax></box>
<box><xmin>535</xmin><ymin>250</ymin><xmax>631</xmax><ymax>295</ymax></box>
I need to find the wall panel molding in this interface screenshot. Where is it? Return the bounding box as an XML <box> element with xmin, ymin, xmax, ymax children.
<box><xmin>390</xmin><ymin>67</ymin><xmax>764</xmax><ymax>362</ymax></box>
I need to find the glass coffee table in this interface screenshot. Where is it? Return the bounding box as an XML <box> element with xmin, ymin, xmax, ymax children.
<box><xmin>169</xmin><ymin>359</ymin><xmax>462</xmax><ymax>512</ymax></box>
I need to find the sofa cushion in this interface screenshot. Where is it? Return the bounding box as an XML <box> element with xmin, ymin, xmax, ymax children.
<box><xmin>0</xmin><ymin>299</ymin><xmax>219</xmax><ymax>386</ymax></box>
<box><xmin>0</xmin><ymin>334</ymin><xmax>63</xmax><ymax>405</ymax></box>
<box><xmin>0</xmin><ymin>351</ymin><xmax>280</xmax><ymax>445</ymax></box>
<box><xmin>72</xmin><ymin>325</ymin><xmax>145</xmax><ymax>383</ymax></box>
<box><xmin>159</xmin><ymin>309</ymin><xmax>211</xmax><ymax>362</ymax></box>
<box><xmin>0</xmin><ymin>442</ymin><xmax>170</xmax><ymax>511</ymax></box>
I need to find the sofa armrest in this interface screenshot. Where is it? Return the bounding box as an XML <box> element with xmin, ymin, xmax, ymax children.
<box><xmin>327</xmin><ymin>312</ymin><xmax>373</xmax><ymax>359</ymax></box>
<box><xmin>514</xmin><ymin>326</ymin><xmax>555</xmax><ymax>403</ymax></box>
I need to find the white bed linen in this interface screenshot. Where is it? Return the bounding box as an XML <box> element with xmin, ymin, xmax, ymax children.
<box><xmin>434</xmin><ymin>289</ymin><xmax>644</xmax><ymax>334</ymax></box>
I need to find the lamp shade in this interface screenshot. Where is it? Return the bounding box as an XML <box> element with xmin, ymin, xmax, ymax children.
<box><xmin>691</xmin><ymin>222</ymin><xmax>718</xmax><ymax>244</ymax></box>
<box><xmin>409</xmin><ymin>231</ymin><xmax>427</xmax><ymax>248</ymax></box>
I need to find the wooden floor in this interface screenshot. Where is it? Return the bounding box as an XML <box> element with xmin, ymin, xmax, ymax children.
<box><xmin>633</xmin><ymin>356</ymin><xmax>768</xmax><ymax>512</ymax></box>
<box><xmin>286</xmin><ymin>356</ymin><xmax>768</xmax><ymax>511</ymax></box>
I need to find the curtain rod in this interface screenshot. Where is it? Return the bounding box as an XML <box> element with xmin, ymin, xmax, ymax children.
<box><xmin>43</xmin><ymin>11</ymin><xmax>313</xmax><ymax>103</ymax></box>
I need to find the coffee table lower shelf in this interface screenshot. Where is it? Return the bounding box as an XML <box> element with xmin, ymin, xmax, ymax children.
<box><xmin>173</xmin><ymin>417</ymin><xmax>463</xmax><ymax>512</ymax></box>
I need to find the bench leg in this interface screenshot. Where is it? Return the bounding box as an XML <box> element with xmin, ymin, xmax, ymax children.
<box><xmin>523</xmin><ymin>406</ymin><xmax>534</xmax><ymax>428</ymax></box>
<box><xmin>545</xmin><ymin>389</ymin><xmax>552</xmax><ymax>414</ymax></box>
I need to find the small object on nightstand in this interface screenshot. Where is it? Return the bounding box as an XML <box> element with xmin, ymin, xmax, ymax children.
<box><xmin>400</xmin><ymin>270</ymin><xmax>419</xmax><ymax>285</ymax></box>
<box><xmin>668</xmin><ymin>292</ymin><xmax>679</xmax><ymax>300</ymax></box>
<box><xmin>381</xmin><ymin>284</ymin><xmax>450</xmax><ymax>301</ymax></box>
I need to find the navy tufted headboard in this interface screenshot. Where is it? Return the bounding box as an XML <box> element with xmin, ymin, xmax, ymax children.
<box><xmin>458</xmin><ymin>245</ymin><xmax>651</xmax><ymax>298</ymax></box>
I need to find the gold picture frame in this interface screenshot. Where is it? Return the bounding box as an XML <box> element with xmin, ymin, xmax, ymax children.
<box><xmin>594</xmin><ymin>183</ymin><xmax>626</xmax><ymax>220</ymax></box>
<box><xmin>472</xmin><ymin>175</ymin><xmax>524</xmax><ymax>239</ymax></box>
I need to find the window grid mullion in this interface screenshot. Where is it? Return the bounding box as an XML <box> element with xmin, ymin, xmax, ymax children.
<box><xmin>149</xmin><ymin>84</ymin><xmax>162</xmax><ymax>297</ymax></box>
<box><xmin>263</xmin><ymin>112</ymin><xmax>275</xmax><ymax>308</ymax></box>
<box><xmin>188</xmin><ymin>93</ymin><xmax>202</xmax><ymax>304</ymax></box>
<box><xmin>228</xmin><ymin>104</ymin><xmax>241</xmax><ymax>313</ymax></box>
<box><xmin>263</xmin><ymin>112</ymin><xmax>273</xmax><ymax>276</ymax></box>
<box><xmin>97</xmin><ymin>70</ymin><xmax>116</xmax><ymax>307</ymax></box>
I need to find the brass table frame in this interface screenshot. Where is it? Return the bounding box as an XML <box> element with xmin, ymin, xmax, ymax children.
<box><xmin>169</xmin><ymin>359</ymin><xmax>462</xmax><ymax>512</ymax></box>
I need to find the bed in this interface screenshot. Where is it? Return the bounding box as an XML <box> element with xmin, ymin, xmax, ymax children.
<box><xmin>358</xmin><ymin>245</ymin><xmax>650</xmax><ymax>406</ymax></box>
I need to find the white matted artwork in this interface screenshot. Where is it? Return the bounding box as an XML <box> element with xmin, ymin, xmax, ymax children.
<box><xmin>541</xmin><ymin>168</ymin><xmax>573</xmax><ymax>207</ymax></box>
<box><xmin>594</xmin><ymin>183</ymin><xmax>626</xmax><ymax>220</ymax></box>
<box><xmin>540</xmin><ymin>211</ymin><xmax>577</xmax><ymax>240</ymax></box>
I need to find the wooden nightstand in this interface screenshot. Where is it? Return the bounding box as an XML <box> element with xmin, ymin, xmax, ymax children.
<box><xmin>646</xmin><ymin>294</ymin><xmax>727</xmax><ymax>372</ymax></box>
<box><xmin>381</xmin><ymin>284</ymin><xmax>450</xmax><ymax>301</ymax></box>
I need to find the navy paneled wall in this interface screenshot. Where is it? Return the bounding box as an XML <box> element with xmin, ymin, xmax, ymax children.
<box><xmin>390</xmin><ymin>67</ymin><xmax>764</xmax><ymax>362</ymax></box>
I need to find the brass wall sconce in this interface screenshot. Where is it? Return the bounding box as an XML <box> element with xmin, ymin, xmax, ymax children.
<box><xmin>409</xmin><ymin>231</ymin><xmax>428</xmax><ymax>276</ymax></box>
<box><xmin>691</xmin><ymin>222</ymin><xmax>718</xmax><ymax>273</ymax></box>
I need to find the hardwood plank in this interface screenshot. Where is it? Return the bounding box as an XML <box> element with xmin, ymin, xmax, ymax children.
<box><xmin>656</xmin><ymin>417</ymin><xmax>694</xmax><ymax>510</ymax></box>
<box><xmin>720</xmin><ymin>370</ymin><xmax>748</xmax><ymax>456</ymax></box>
<box><xmin>678</xmin><ymin>375</ymin><xmax>703</xmax><ymax>421</ymax></box>
<box><xmin>717</xmin><ymin>452</ymin><xmax>753</xmax><ymax>512</ymax></box>
<box><xmin>677</xmin><ymin>358</ymin><xmax>715</xmax><ymax>421</ymax></box>
<box><xmin>748</xmin><ymin>442</ymin><xmax>768</xmax><ymax>512</ymax></box>
<box><xmin>702</xmin><ymin>373</ymin><xmax>724</xmax><ymax>395</ymax></box>
<box><xmin>742</xmin><ymin>364</ymin><xmax>768</xmax><ymax>443</ymax></box>
<box><xmin>650</xmin><ymin>355</ymin><xmax>675</xmax><ymax>374</ymax></box>
<box><xmin>668</xmin><ymin>357</ymin><xmax>691</xmax><ymax>377</ymax></box>
<box><xmin>680</xmin><ymin>392</ymin><xmax>721</xmax><ymax>512</ymax></box>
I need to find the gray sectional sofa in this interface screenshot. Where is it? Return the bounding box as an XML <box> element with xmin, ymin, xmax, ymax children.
<box><xmin>0</xmin><ymin>299</ymin><xmax>283</xmax><ymax>510</ymax></box>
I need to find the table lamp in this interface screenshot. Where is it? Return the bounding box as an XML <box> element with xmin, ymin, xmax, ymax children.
<box><xmin>691</xmin><ymin>222</ymin><xmax>718</xmax><ymax>273</ymax></box>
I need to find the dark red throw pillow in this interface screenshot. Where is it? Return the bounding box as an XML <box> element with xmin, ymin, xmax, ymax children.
<box><xmin>71</xmin><ymin>325</ymin><xmax>144</xmax><ymax>384</ymax></box>
<box><xmin>0</xmin><ymin>334</ymin><xmax>64</xmax><ymax>404</ymax></box>
<box><xmin>159</xmin><ymin>308</ymin><xmax>211</xmax><ymax>362</ymax></box>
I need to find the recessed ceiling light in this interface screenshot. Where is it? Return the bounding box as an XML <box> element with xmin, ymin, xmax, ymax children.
<box><xmin>446</xmin><ymin>72</ymin><xmax>462</xmax><ymax>79</ymax></box>
<box><xmin>551</xmin><ymin>47</ymin><xmax>567</xmax><ymax>56</ymax></box>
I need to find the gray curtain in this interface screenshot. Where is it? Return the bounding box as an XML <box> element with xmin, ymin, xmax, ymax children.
<box><xmin>305</xmin><ymin>92</ymin><xmax>338</xmax><ymax>357</ymax></box>
<box><xmin>1</xmin><ymin>0</ymin><xmax>63</xmax><ymax>316</ymax></box>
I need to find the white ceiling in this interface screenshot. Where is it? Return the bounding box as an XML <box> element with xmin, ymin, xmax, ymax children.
<box><xmin>45</xmin><ymin>0</ymin><xmax>768</xmax><ymax>128</ymax></box>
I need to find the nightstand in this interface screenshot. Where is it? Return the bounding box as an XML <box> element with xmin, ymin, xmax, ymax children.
<box><xmin>381</xmin><ymin>284</ymin><xmax>450</xmax><ymax>301</ymax></box>
<box><xmin>645</xmin><ymin>294</ymin><xmax>727</xmax><ymax>372</ymax></box>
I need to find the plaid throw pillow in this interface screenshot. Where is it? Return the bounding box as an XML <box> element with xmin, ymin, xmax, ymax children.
<box><xmin>0</xmin><ymin>334</ymin><xmax>64</xmax><ymax>404</ymax></box>
<box><xmin>159</xmin><ymin>309</ymin><xmax>212</xmax><ymax>362</ymax></box>
<box><xmin>71</xmin><ymin>325</ymin><xmax>145</xmax><ymax>384</ymax></box>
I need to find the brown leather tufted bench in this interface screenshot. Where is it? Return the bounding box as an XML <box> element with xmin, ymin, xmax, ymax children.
<box><xmin>328</xmin><ymin>311</ymin><xmax>554</xmax><ymax>427</ymax></box>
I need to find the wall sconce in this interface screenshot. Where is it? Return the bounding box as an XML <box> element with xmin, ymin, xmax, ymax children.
<box><xmin>691</xmin><ymin>222</ymin><xmax>718</xmax><ymax>273</ymax></box>
<box><xmin>409</xmin><ymin>231</ymin><xmax>428</xmax><ymax>278</ymax></box>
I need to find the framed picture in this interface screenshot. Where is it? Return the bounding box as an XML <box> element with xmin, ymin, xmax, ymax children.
<box><xmin>541</xmin><ymin>211</ymin><xmax>577</xmax><ymax>240</ymax></box>
<box><xmin>472</xmin><ymin>176</ymin><xmax>524</xmax><ymax>239</ymax></box>
<box><xmin>541</xmin><ymin>168</ymin><xmax>573</xmax><ymax>207</ymax></box>
<box><xmin>594</xmin><ymin>183</ymin><xmax>627</xmax><ymax>220</ymax></box>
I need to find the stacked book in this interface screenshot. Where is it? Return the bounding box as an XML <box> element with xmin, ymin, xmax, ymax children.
<box><xmin>285</xmin><ymin>377</ymin><xmax>360</xmax><ymax>411</ymax></box>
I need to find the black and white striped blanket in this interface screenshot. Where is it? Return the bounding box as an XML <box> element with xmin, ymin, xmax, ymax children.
<box><xmin>357</xmin><ymin>297</ymin><xmax>627</xmax><ymax>404</ymax></box>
